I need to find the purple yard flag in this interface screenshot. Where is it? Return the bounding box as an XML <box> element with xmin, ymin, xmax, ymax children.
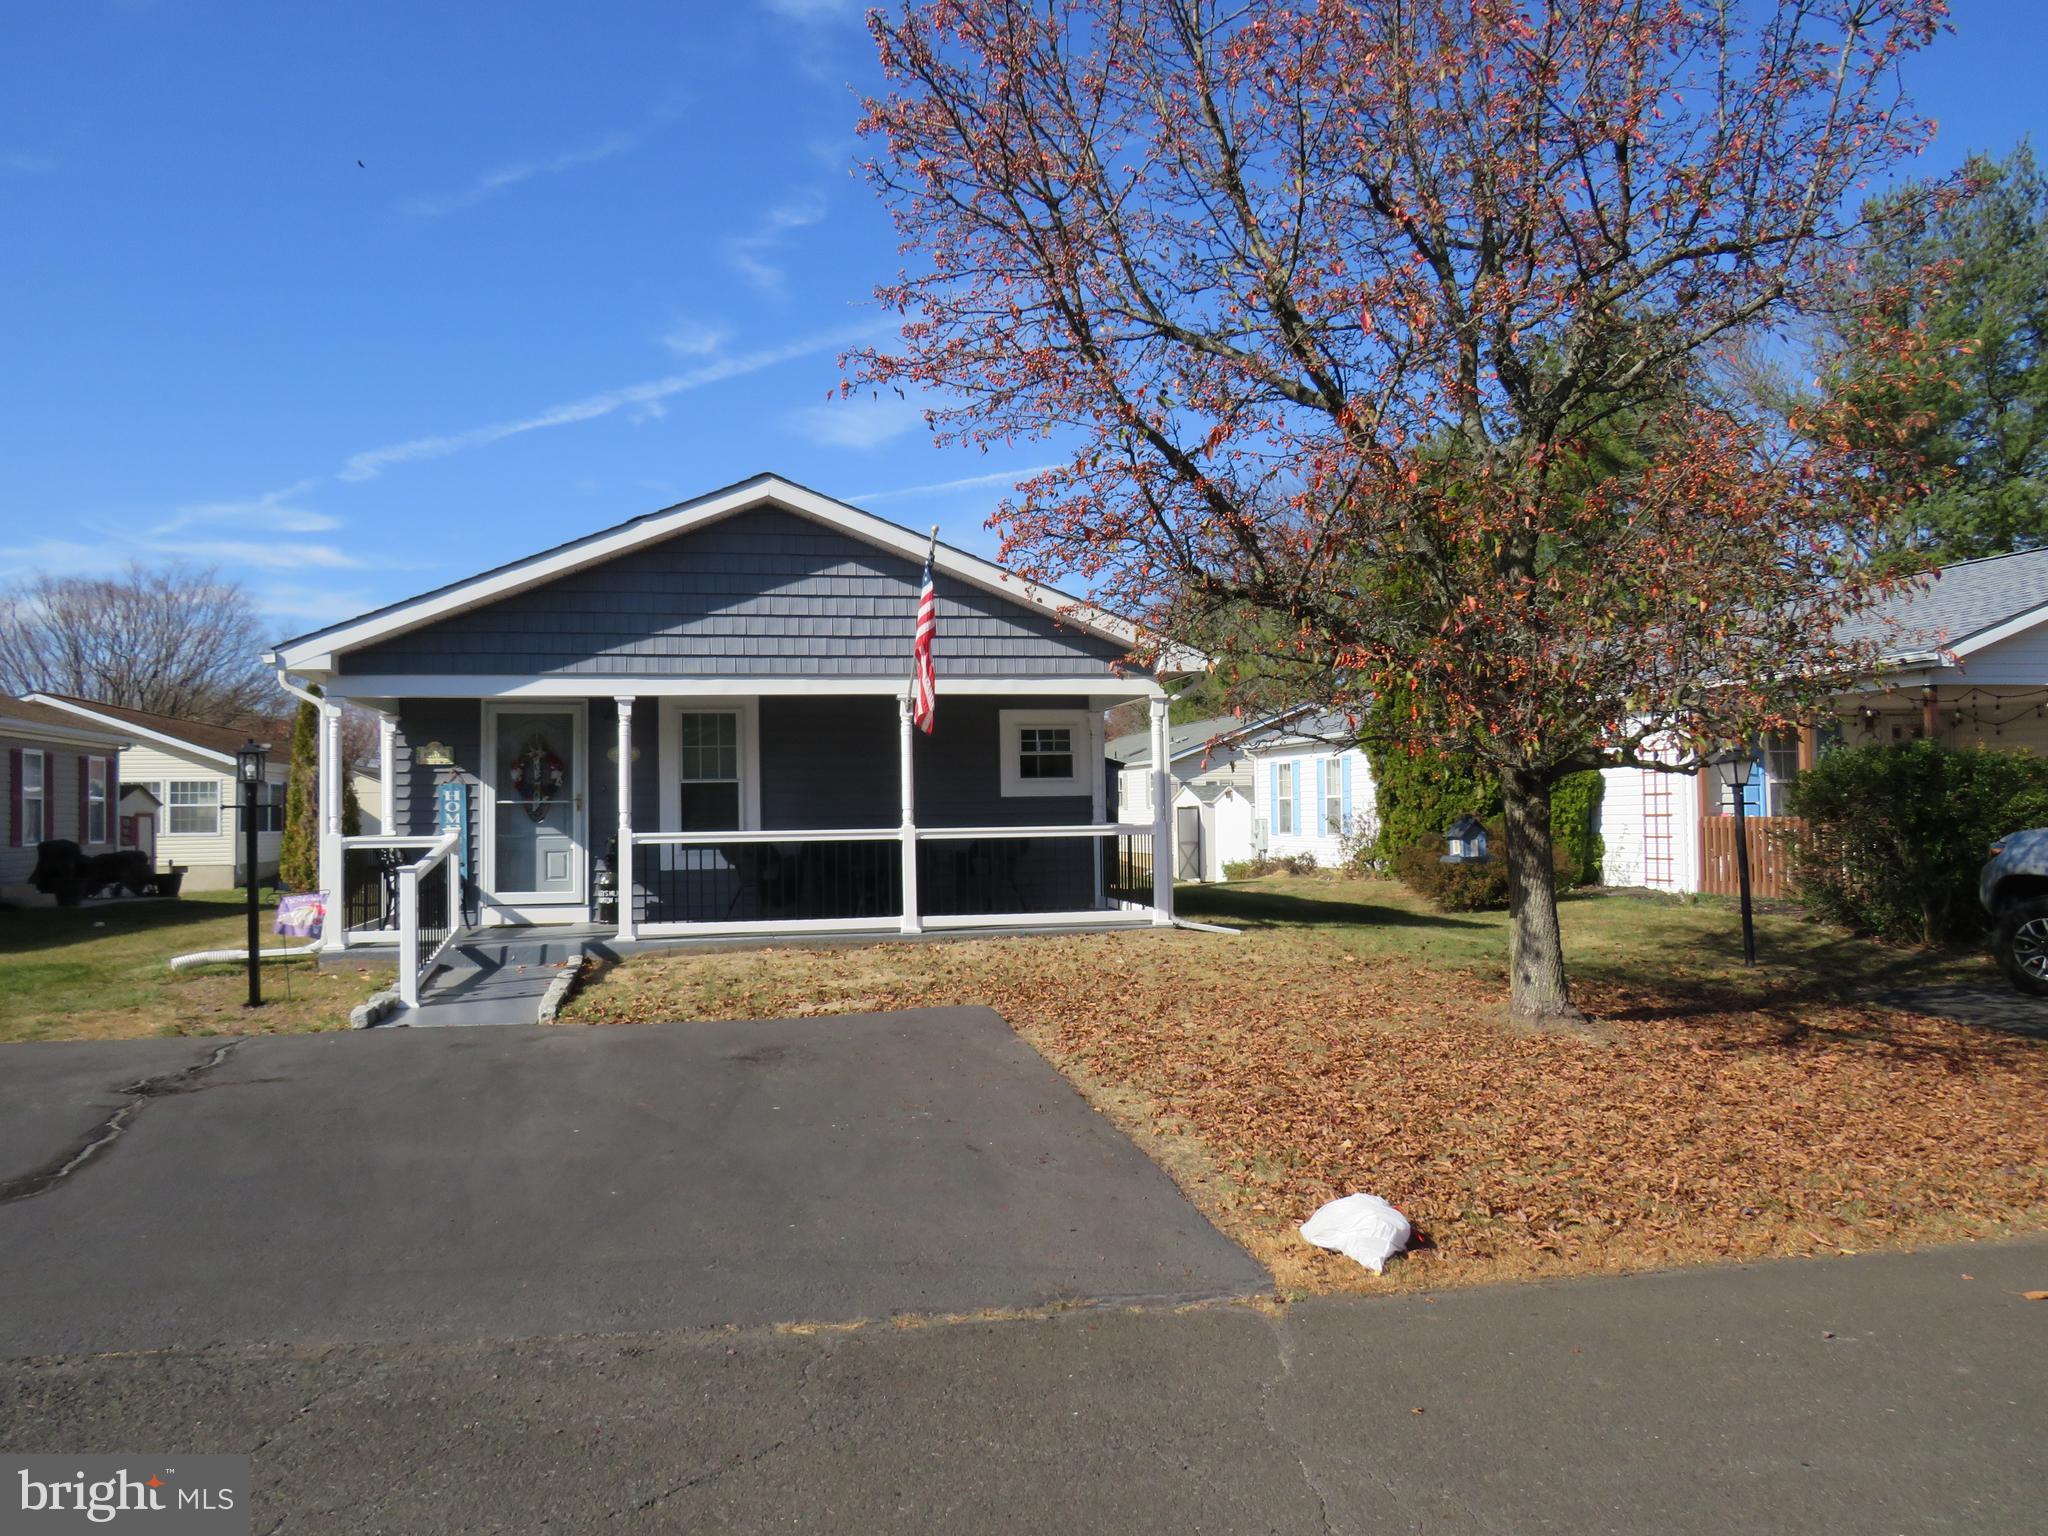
<box><xmin>274</xmin><ymin>892</ymin><xmax>326</xmax><ymax>940</ymax></box>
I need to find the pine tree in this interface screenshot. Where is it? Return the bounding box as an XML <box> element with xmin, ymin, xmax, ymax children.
<box><xmin>278</xmin><ymin>698</ymin><xmax>320</xmax><ymax>892</ymax></box>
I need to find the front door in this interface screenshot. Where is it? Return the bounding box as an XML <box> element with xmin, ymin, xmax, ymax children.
<box><xmin>485</xmin><ymin>704</ymin><xmax>585</xmax><ymax>913</ymax></box>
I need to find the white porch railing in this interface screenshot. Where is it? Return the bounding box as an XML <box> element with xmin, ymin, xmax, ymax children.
<box><xmin>620</xmin><ymin>822</ymin><xmax>1159</xmax><ymax>939</ymax></box>
<box><xmin>336</xmin><ymin>834</ymin><xmax>448</xmax><ymax>946</ymax></box>
<box><xmin>394</xmin><ymin>831</ymin><xmax>462</xmax><ymax>1008</ymax></box>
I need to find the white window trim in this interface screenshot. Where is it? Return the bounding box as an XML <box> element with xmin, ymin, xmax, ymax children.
<box><xmin>87</xmin><ymin>756</ymin><xmax>109</xmax><ymax>845</ymax></box>
<box><xmin>999</xmin><ymin>709</ymin><xmax>1093</xmax><ymax>799</ymax></box>
<box><xmin>167</xmin><ymin>779</ymin><xmax>221</xmax><ymax>837</ymax></box>
<box><xmin>20</xmin><ymin>748</ymin><xmax>47</xmax><ymax>843</ymax></box>
<box><xmin>1275</xmin><ymin>760</ymin><xmax>1294</xmax><ymax>837</ymax></box>
<box><xmin>1322</xmin><ymin>758</ymin><xmax>1343</xmax><ymax>838</ymax></box>
<box><xmin>657</xmin><ymin>699</ymin><xmax>762</xmax><ymax>832</ymax></box>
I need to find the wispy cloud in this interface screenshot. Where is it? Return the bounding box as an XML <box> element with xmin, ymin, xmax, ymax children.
<box><xmin>725</xmin><ymin>191</ymin><xmax>827</xmax><ymax>294</ymax></box>
<box><xmin>0</xmin><ymin>151</ymin><xmax>56</xmax><ymax>175</ymax></box>
<box><xmin>401</xmin><ymin>132</ymin><xmax>638</xmax><ymax>217</ymax></box>
<box><xmin>852</xmin><ymin>464</ymin><xmax>1063</xmax><ymax>504</ymax></box>
<box><xmin>789</xmin><ymin>392</ymin><xmax>929</xmax><ymax>452</ymax></box>
<box><xmin>173</xmin><ymin>539</ymin><xmax>361</xmax><ymax>571</ymax></box>
<box><xmin>760</xmin><ymin>0</ymin><xmax>859</xmax><ymax>20</ymax></box>
<box><xmin>661</xmin><ymin>319</ymin><xmax>730</xmax><ymax>357</ymax></box>
<box><xmin>337</xmin><ymin>321</ymin><xmax>889</xmax><ymax>483</ymax></box>
<box><xmin>150</xmin><ymin>479</ymin><xmax>338</xmax><ymax>536</ymax></box>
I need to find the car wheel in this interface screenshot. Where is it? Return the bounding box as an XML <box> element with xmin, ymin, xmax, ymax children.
<box><xmin>1995</xmin><ymin>896</ymin><xmax>2048</xmax><ymax>996</ymax></box>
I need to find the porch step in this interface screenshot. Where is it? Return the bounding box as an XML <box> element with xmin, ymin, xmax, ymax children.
<box><xmin>403</xmin><ymin>937</ymin><xmax>586</xmax><ymax>1027</ymax></box>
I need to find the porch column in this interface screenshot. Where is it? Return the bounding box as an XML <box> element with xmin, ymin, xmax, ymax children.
<box><xmin>318</xmin><ymin>696</ymin><xmax>344</xmax><ymax>952</ymax></box>
<box><xmin>1149</xmin><ymin>696</ymin><xmax>1172</xmax><ymax>925</ymax></box>
<box><xmin>614</xmin><ymin>697</ymin><xmax>636</xmax><ymax>944</ymax></box>
<box><xmin>898</xmin><ymin>693</ymin><xmax>921</xmax><ymax>934</ymax></box>
<box><xmin>376</xmin><ymin>712</ymin><xmax>397</xmax><ymax>834</ymax></box>
<box><xmin>1921</xmin><ymin>686</ymin><xmax>1941</xmax><ymax>741</ymax></box>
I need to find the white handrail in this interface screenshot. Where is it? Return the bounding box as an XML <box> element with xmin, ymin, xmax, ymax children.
<box><xmin>913</xmin><ymin>823</ymin><xmax>1152</xmax><ymax>841</ymax></box>
<box><xmin>624</xmin><ymin>823</ymin><xmax>1152</xmax><ymax>847</ymax></box>
<box><xmin>396</xmin><ymin>831</ymin><xmax>461</xmax><ymax>1009</ymax></box>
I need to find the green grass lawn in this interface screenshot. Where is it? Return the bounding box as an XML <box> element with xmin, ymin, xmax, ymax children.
<box><xmin>0</xmin><ymin>890</ymin><xmax>393</xmax><ymax>1044</ymax></box>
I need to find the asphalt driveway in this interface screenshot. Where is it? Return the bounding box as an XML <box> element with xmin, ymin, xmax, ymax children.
<box><xmin>0</xmin><ymin>1008</ymin><xmax>1265</xmax><ymax>1356</ymax></box>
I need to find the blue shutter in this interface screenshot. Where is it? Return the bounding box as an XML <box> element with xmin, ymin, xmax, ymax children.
<box><xmin>1744</xmin><ymin>747</ymin><xmax>1767</xmax><ymax>816</ymax></box>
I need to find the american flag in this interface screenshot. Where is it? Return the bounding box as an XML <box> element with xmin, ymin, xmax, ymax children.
<box><xmin>911</xmin><ymin>529</ymin><xmax>938</xmax><ymax>734</ymax></box>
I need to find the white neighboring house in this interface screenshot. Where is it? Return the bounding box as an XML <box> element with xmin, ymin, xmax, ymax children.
<box><xmin>1600</xmin><ymin>546</ymin><xmax>2048</xmax><ymax>896</ymax></box>
<box><xmin>24</xmin><ymin>695</ymin><xmax>288</xmax><ymax>891</ymax></box>
<box><xmin>1</xmin><ymin>695</ymin><xmax>134</xmax><ymax>900</ymax></box>
<box><xmin>1106</xmin><ymin>713</ymin><xmax>1261</xmax><ymax>881</ymax></box>
<box><xmin>1238</xmin><ymin>711</ymin><xmax>1376</xmax><ymax>868</ymax></box>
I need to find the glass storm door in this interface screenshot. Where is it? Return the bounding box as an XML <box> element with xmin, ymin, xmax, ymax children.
<box><xmin>490</xmin><ymin>707</ymin><xmax>583</xmax><ymax>904</ymax></box>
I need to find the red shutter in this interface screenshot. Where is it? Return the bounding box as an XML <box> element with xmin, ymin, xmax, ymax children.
<box><xmin>7</xmin><ymin>748</ymin><xmax>20</xmax><ymax>847</ymax></box>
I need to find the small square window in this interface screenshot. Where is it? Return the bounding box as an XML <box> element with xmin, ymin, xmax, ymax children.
<box><xmin>1000</xmin><ymin>712</ymin><xmax>1090</xmax><ymax>798</ymax></box>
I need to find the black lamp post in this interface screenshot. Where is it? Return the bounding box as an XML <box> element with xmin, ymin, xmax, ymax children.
<box><xmin>236</xmin><ymin>740</ymin><xmax>270</xmax><ymax>1008</ymax></box>
<box><xmin>1719</xmin><ymin>747</ymin><xmax>1758</xmax><ymax>968</ymax></box>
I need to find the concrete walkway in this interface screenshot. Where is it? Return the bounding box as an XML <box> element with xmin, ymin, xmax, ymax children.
<box><xmin>6</xmin><ymin>1236</ymin><xmax>2042</xmax><ymax>1534</ymax></box>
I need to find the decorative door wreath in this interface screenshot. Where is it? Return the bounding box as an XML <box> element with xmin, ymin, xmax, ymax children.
<box><xmin>507</xmin><ymin>733</ymin><xmax>567</xmax><ymax>823</ymax></box>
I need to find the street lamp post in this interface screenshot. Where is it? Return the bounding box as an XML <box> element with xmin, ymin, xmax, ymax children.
<box><xmin>236</xmin><ymin>740</ymin><xmax>270</xmax><ymax>1009</ymax></box>
<box><xmin>1723</xmin><ymin>750</ymin><xmax>1757</xmax><ymax>967</ymax></box>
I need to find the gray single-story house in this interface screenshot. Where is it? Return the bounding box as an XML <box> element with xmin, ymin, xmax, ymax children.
<box><xmin>265</xmin><ymin>475</ymin><xmax>1193</xmax><ymax>992</ymax></box>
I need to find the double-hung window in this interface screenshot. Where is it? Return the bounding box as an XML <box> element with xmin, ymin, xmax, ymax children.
<box><xmin>20</xmin><ymin>749</ymin><xmax>46</xmax><ymax>843</ymax></box>
<box><xmin>1275</xmin><ymin>762</ymin><xmax>1294</xmax><ymax>836</ymax></box>
<box><xmin>1322</xmin><ymin>758</ymin><xmax>1344</xmax><ymax>837</ymax></box>
<box><xmin>168</xmin><ymin>780</ymin><xmax>220</xmax><ymax>836</ymax></box>
<box><xmin>677</xmin><ymin>711</ymin><xmax>741</xmax><ymax>831</ymax></box>
<box><xmin>86</xmin><ymin>757</ymin><xmax>108</xmax><ymax>844</ymax></box>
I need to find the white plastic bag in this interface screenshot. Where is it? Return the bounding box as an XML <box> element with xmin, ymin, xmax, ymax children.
<box><xmin>1300</xmin><ymin>1193</ymin><xmax>1411</xmax><ymax>1274</ymax></box>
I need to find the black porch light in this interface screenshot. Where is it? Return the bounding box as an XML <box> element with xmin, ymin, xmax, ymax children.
<box><xmin>236</xmin><ymin>739</ymin><xmax>270</xmax><ymax>1009</ymax></box>
<box><xmin>1441</xmin><ymin>815</ymin><xmax>1490</xmax><ymax>865</ymax></box>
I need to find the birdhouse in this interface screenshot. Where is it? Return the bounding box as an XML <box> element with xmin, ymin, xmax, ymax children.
<box><xmin>1441</xmin><ymin>815</ymin><xmax>1489</xmax><ymax>864</ymax></box>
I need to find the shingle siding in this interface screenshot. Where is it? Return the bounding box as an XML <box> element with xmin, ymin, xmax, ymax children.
<box><xmin>339</xmin><ymin>508</ymin><xmax>1134</xmax><ymax>679</ymax></box>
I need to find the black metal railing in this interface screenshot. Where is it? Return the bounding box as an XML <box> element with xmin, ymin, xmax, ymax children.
<box><xmin>917</xmin><ymin>835</ymin><xmax>1109</xmax><ymax>918</ymax></box>
<box><xmin>632</xmin><ymin>837</ymin><xmax>902</xmax><ymax>926</ymax></box>
<box><xmin>414</xmin><ymin>855</ymin><xmax>452</xmax><ymax>960</ymax></box>
<box><xmin>1107</xmin><ymin>831</ymin><xmax>1154</xmax><ymax>907</ymax></box>
<box><xmin>342</xmin><ymin>843</ymin><xmax>412</xmax><ymax>933</ymax></box>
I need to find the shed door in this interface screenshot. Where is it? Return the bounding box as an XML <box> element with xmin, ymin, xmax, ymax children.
<box><xmin>1176</xmin><ymin>805</ymin><xmax>1204</xmax><ymax>881</ymax></box>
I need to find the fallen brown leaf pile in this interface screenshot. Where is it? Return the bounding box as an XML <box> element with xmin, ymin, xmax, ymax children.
<box><xmin>569</xmin><ymin>921</ymin><xmax>2048</xmax><ymax>1291</ymax></box>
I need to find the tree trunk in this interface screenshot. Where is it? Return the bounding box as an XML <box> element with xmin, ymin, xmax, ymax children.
<box><xmin>1499</xmin><ymin>767</ymin><xmax>1584</xmax><ymax>1026</ymax></box>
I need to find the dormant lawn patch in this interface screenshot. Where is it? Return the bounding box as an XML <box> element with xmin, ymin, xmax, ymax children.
<box><xmin>0</xmin><ymin>891</ymin><xmax>391</xmax><ymax>1044</ymax></box>
<box><xmin>564</xmin><ymin>877</ymin><xmax>2048</xmax><ymax>1292</ymax></box>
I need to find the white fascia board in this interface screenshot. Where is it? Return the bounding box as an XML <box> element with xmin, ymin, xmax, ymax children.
<box><xmin>269</xmin><ymin>476</ymin><xmax>1202</xmax><ymax>674</ymax></box>
<box><xmin>0</xmin><ymin>712</ymin><xmax>134</xmax><ymax>752</ymax></box>
<box><xmin>324</xmin><ymin>673</ymin><xmax>1167</xmax><ymax>701</ymax></box>
<box><xmin>1944</xmin><ymin>599</ymin><xmax>2048</xmax><ymax>660</ymax></box>
<box><xmin>20</xmin><ymin>695</ymin><xmax>221</xmax><ymax>762</ymax></box>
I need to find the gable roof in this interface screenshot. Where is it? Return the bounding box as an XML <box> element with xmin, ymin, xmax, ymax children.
<box><xmin>24</xmin><ymin>694</ymin><xmax>256</xmax><ymax>766</ymax></box>
<box><xmin>267</xmin><ymin>473</ymin><xmax>1202</xmax><ymax>676</ymax></box>
<box><xmin>1107</xmin><ymin>713</ymin><xmax>1248</xmax><ymax>769</ymax></box>
<box><xmin>0</xmin><ymin>695</ymin><xmax>134</xmax><ymax>750</ymax></box>
<box><xmin>1841</xmin><ymin>547</ymin><xmax>2048</xmax><ymax>662</ymax></box>
<box><xmin>1235</xmin><ymin>708</ymin><xmax>1364</xmax><ymax>752</ymax></box>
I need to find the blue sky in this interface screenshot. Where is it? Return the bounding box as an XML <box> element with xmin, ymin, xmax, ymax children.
<box><xmin>1</xmin><ymin>0</ymin><xmax>2042</xmax><ymax>642</ymax></box>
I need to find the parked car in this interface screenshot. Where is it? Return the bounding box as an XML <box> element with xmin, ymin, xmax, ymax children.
<box><xmin>1979</xmin><ymin>828</ymin><xmax>2048</xmax><ymax>994</ymax></box>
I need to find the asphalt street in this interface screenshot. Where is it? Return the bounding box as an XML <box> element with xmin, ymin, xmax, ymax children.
<box><xmin>4</xmin><ymin>1238</ymin><xmax>2043</xmax><ymax>1534</ymax></box>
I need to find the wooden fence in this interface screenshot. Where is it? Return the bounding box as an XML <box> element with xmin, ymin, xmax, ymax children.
<box><xmin>1698</xmin><ymin>815</ymin><xmax>1807</xmax><ymax>899</ymax></box>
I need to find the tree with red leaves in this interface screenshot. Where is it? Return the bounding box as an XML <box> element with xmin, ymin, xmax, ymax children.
<box><xmin>853</xmin><ymin>0</ymin><xmax>1954</xmax><ymax>1024</ymax></box>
